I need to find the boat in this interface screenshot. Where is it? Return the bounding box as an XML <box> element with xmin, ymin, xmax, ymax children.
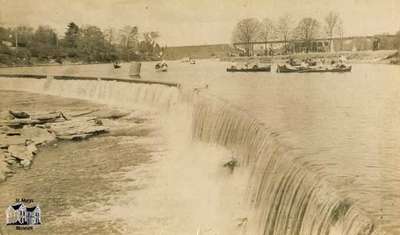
<box><xmin>181</xmin><ymin>57</ymin><xmax>190</xmax><ymax>63</ymax></box>
<box><xmin>276</xmin><ymin>64</ymin><xmax>352</xmax><ymax>73</ymax></box>
<box><xmin>226</xmin><ymin>64</ymin><xmax>271</xmax><ymax>72</ymax></box>
<box><xmin>113</xmin><ymin>62</ymin><xmax>121</xmax><ymax>69</ymax></box>
<box><xmin>155</xmin><ymin>62</ymin><xmax>168</xmax><ymax>72</ymax></box>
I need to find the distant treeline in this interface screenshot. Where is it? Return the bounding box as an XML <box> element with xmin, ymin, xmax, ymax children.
<box><xmin>0</xmin><ymin>22</ymin><xmax>164</xmax><ymax>66</ymax></box>
<box><xmin>232</xmin><ymin>11</ymin><xmax>400</xmax><ymax>55</ymax></box>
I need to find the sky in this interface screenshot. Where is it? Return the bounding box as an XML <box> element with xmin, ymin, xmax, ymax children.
<box><xmin>0</xmin><ymin>0</ymin><xmax>399</xmax><ymax>46</ymax></box>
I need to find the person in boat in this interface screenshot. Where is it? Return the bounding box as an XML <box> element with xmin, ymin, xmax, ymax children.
<box><xmin>193</xmin><ymin>84</ymin><xmax>209</xmax><ymax>94</ymax></box>
<box><xmin>339</xmin><ymin>55</ymin><xmax>347</xmax><ymax>63</ymax></box>
<box><xmin>337</xmin><ymin>56</ymin><xmax>348</xmax><ymax>68</ymax></box>
<box><xmin>306</xmin><ymin>58</ymin><xmax>317</xmax><ymax>66</ymax></box>
<box><xmin>155</xmin><ymin>60</ymin><xmax>168</xmax><ymax>70</ymax></box>
<box><xmin>288</xmin><ymin>58</ymin><xmax>295</xmax><ymax>66</ymax></box>
<box><xmin>315</xmin><ymin>58</ymin><xmax>324</xmax><ymax>68</ymax></box>
<box><xmin>113</xmin><ymin>61</ymin><xmax>121</xmax><ymax>69</ymax></box>
<box><xmin>230</xmin><ymin>62</ymin><xmax>237</xmax><ymax>69</ymax></box>
<box><xmin>300</xmin><ymin>59</ymin><xmax>309</xmax><ymax>69</ymax></box>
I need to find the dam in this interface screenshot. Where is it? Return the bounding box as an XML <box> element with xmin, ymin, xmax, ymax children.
<box><xmin>1</xmin><ymin>61</ymin><xmax>400</xmax><ymax>235</ymax></box>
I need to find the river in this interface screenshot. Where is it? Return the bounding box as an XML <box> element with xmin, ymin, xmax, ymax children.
<box><xmin>0</xmin><ymin>61</ymin><xmax>400</xmax><ymax>234</ymax></box>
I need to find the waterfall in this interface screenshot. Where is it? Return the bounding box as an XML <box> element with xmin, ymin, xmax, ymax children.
<box><xmin>0</xmin><ymin>76</ymin><xmax>388</xmax><ymax>235</ymax></box>
<box><xmin>190</xmin><ymin>94</ymin><xmax>386</xmax><ymax>235</ymax></box>
<box><xmin>0</xmin><ymin>77</ymin><xmax>180</xmax><ymax>111</ymax></box>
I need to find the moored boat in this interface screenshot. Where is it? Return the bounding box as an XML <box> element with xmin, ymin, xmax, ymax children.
<box><xmin>276</xmin><ymin>64</ymin><xmax>352</xmax><ymax>73</ymax></box>
<box><xmin>227</xmin><ymin>64</ymin><xmax>271</xmax><ymax>72</ymax></box>
<box><xmin>155</xmin><ymin>61</ymin><xmax>168</xmax><ymax>72</ymax></box>
<box><xmin>113</xmin><ymin>61</ymin><xmax>121</xmax><ymax>69</ymax></box>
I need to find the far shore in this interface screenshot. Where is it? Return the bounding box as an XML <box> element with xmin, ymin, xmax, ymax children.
<box><xmin>220</xmin><ymin>50</ymin><xmax>399</xmax><ymax>64</ymax></box>
<box><xmin>0</xmin><ymin>50</ymin><xmax>398</xmax><ymax>69</ymax></box>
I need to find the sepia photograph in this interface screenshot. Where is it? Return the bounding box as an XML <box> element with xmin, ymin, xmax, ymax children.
<box><xmin>0</xmin><ymin>0</ymin><xmax>400</xmax><ymax>234</ymax></box>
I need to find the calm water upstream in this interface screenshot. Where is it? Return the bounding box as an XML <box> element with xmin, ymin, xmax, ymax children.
<box><xmin>1</xmin><ymin>61</ymin><xmax>400</xmax><ymax>234</ymax></box>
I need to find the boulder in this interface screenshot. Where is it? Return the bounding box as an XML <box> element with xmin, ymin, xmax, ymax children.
<box><xmin>67</xmin><ymin>109</ymin><xmax>99</xmax><ymax>118</ymax></box>
<box><xmin>1</xmin><ymin>118</ymin><xmax>42</xmax><ymax>127</ymax></box>
<box><xmin>223</xmin><ymin>158</ymin><xmax>238</xmax><ymax>173</ymax></box>
<box><xmin>20</xmin><ymin>159</ymin><xmax>31</xmax><ymax>168</ymax></box>
<box><xmin>9</xmin><ymin>110</ymin><xmax>30</xmax><ymax>119</ymax></box>
<box><xmin>49</xmin><ymin>117</ymin><xmax>108</xmax><ymax>140</ymax></box>
<box><xmin>0</xmin><ymin>152</ymin><xmax>10</xmax><ymax>181</ymax></box>
<box><xmin>8</xmin><ymin>145</ymin><xmax>33</xmax><ymax>161</ymax></box>
<box><xmin>94</xmin><ymin>109</ymin><xmax>130</xmax><ymax>119</ymax></box>
<box><xmin>0</xmin><ymin>134</ymin><xmax>27</xmax><ymax>148</ymax></box>
<box><xmin>0</xmin><ymin>126</ymin><xmax>21</xmax><ymax>136</ymax></box>
<box><xmin>31</xmin><ymin>111</ymin><xmax>67</xmax><ymax>122</ymax></box>
<box><xmin>27</xmin><ymin>143</ymin><xmax>38</xmax><ymax>154</ymax></box>
<box><xmin>20</xmin><ymin>126</ymin><xmax>56</xmax><ymax>145</ymax></box>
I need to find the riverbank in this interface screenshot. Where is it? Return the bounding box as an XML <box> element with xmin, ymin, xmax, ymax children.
<box><xmin>0</xmin><ymin>91</ymin><xmax>138</xmax><ymax>183</ymax></box>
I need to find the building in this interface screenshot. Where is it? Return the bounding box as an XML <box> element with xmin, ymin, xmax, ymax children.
<box><xmin>5</xmin><ymin>203</ymin><xmax>41</xmax><ymax>225</ymax></box>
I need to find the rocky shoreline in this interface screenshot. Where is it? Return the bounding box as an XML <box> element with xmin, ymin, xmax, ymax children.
<box><xmin>0</xmin><ymin>109</ymin><xmax>129</xmax><ymax>182</ymax></box>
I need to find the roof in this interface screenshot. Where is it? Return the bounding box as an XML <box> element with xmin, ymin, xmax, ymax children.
<box><xmin>26</xmin><ymin>206</ymin><xmax>38</xmax><ymax>212</ymax></box>
<box><xmin>11</xmin><ymin>203</ymin><xmax>23</xmax><ymax>210</ymax></box>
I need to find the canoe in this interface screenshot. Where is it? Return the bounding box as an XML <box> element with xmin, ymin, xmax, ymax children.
<box><xmin>277</xmin><ymin>65</ymin><xmax>352</xmax><ymax>73</ymax></box>
<box><xmin>227</xmin><ymin>65</ymin><xmax>271</xmax><ymax>72</ymax></box>
<box><xmin>156</xmin><ymin>67</ymin><xmax>168</xmax><ymax>72</ymax></box>
<box><xmin>155</xmin><ymin>63</ymin><xmax>168</xmax><ymax>72</ymax></box>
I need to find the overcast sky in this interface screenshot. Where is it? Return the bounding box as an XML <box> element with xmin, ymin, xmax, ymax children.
<box><xmin>0</xmin><ymin>0</ymin><xmax>399</xmax><ymax>46</ymax></box>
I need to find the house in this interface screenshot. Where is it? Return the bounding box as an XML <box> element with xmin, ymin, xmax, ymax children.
<box><xmin>5</xmin><ymin>203</ymin><xmax>41</xmax><ymax>225</ymax></box>
<box><xmin>26</xmin><ymin>206</ymin><xmax>41</xmax><ymax>225</ymax></box>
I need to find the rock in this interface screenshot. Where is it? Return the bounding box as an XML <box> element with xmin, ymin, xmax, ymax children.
<box><xmin>9</xmin><ymin>110</ymin><xmax>30</xmax><ymax>118</ymax></box>
<box><xmin>0</xmin><ymin>126</ymin><xmax>21</xmax><ymax>136</ymax></box>
<box><xmin>0</xmin><ymin>134</ymin><xmax>27</xmax><ymax>148</ymax></box>
<box><xmin>5</xmin><ymin>157</ymin><xmax>17</xmax><ymax>165</ymax></box>
<box><xmin>67</xmin><ymin>109</ymin><xmax>99</xmax><ymax>118</ymax></box>
<box><xmin>31</xmin><ymin>111</ymin><xmax>67</xmax><ymax>122</ymax></box>
<box><xmin>8</xmin><ymin>145</ymin><xmax>33</xmax><ymax>161</ymax></box>
<box><xmin>57</xmin><ymin>133</ymin><xmax>90</xmax><ymax>140</ymax></box>
<box><xmin>0</xmin><ymin>152</ymin><xmax>10</xmax><ymax>181</ymax></box>
<box><xmin>0</xmin><ymin>118</ymin><xmax>42</xmax><ymax>127</ymax></box>
<box><xmin>0</xmin><ymin>111</ymin><xmax>13</xmax><ymax>120</ymax></box>
<box><xmin>20</xmin><ymin>126</ymin><xmax>56</xmax><ymax>145</ymax></box>
<box><xmin>95</xmin><ymin>110</ymin><xmax>130</xmax><ymax>119</ymax></box>
<box><xmin>223</xmin><ymin>158</ymin><xmax>238</xmax><ymax>173</ymax></box>
<box><xmin>49</xmin><ymin>117</ymin><xmax>108</xmax><ymax>140</ymax></box>
<box><xmin>27</xmin><ymin>143</ymin><xmax>38</xmax><ymax>154</ymax></box>
<box><xmin>20</xmin><ymin>159</ymin><xmax>31</xmax><ymax>168</ymax></box>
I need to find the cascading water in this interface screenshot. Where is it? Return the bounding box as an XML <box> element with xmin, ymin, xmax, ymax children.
<box><xmin>0</xmin><ymin>76</ymin><xmax>389</xmax><ymax>235</ymax></box>
<box><xmin>190</xmin><ymin>94</ymin><xmax>387</xmax><ymax>235</ymax></box>
<box><xmin>0</xmin><ymin>77</ymin><xmax>180</xmax><ymax>111</ymax></box>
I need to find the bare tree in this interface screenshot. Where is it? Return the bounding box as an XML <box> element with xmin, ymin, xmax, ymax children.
<box><xmin>232</xmin><ymin>18</ymin><xmax>262</xmax><ymax>56</ymax></box>
<box><xmin>276</xmin><ymin>14</ymin><xmax>293</xmax><ymax>54</ymax></box>
<box><xmin>336</xmin><ymin>19</ymin><xmax>344</xmax><ymax>51</ymax></box>
<box><xmin>324</xmin><ymin>12</ymin><xmax>341</xmax><ymax>52</ymax></box>
<box><xmin>259</xmin><ymin>18</ymin><xmax>276</xmax><ymax>53</ymax></box>
<box><xmin>294</xmin><ymin>17</ymin><xmax>320</xmax><ymax>53</ymax></box>
<box><xmin>104</xmin><ymin>27</ymin><xmax>117</xmax><ymax>44</ymax></box>
<box><xmin>119</xmin><ymin>26</ymin><xmax>138</xmax><ymax>49</ymax></box>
